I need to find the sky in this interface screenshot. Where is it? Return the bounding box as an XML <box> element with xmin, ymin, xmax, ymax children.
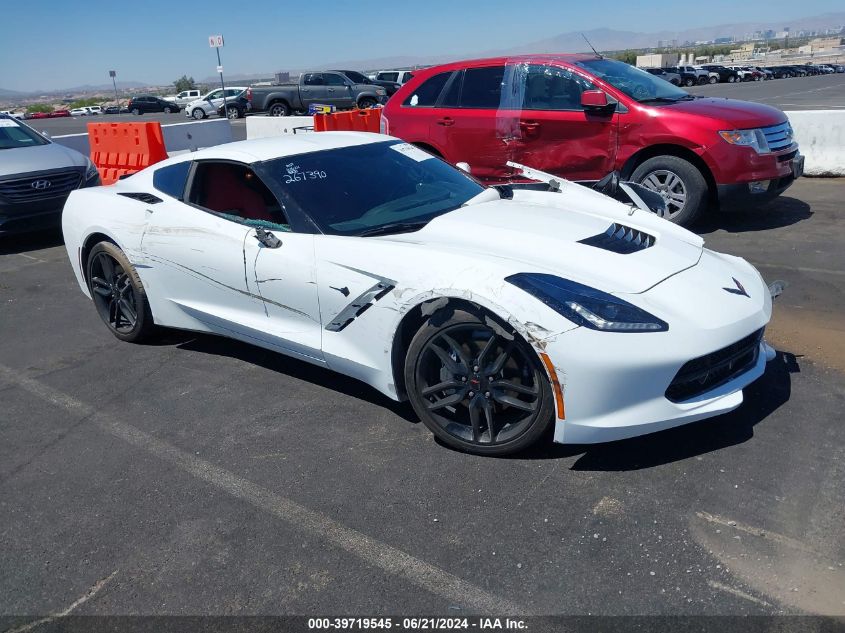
<box><xmin>1</xmin><ymin>0</ymin><xmax>843</xmax><ymax>92</ymax></box>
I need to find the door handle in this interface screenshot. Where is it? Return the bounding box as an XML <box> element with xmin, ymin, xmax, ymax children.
<box><xmin>327</xmin><ymin>88</ymin><xmax>334</xmax><ymax>92</ymax></box>
<box><xmin>254</xmin><ymin>227</ymin><xmax>282</xmax><ymax>249</ymax></box>
<box><xmin>436</xmin><ymin>117</ymin><xmax>454</xmax><ymax>127</ymax></box>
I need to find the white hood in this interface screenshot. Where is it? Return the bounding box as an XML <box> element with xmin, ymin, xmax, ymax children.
<box><xmin>385</xmin><ymin>190</ymin><xmax>704</xmax><ymax>294</ymax></box>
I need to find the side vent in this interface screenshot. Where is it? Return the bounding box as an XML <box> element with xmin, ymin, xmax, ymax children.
<box><xmin>578</xmin><ymin>223</ymin><xmax>655</xmax><ymax>254</ymax></box>
<box><xmin>117</xmin><ymin>192</ymin><xmax>163</xmax><ymax>204</ymax></box>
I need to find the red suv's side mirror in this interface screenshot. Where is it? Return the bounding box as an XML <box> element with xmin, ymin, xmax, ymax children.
<box><xmin>581</xmin><ymin>90</ymin><xmax>609</xmax><ymax>109</ymax></box>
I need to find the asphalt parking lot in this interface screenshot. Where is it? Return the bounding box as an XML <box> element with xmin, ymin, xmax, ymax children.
<box><xmin>686</xmin><ymin>72</ymin><xmax>845</xmax><ymax>109</ymax></box>
<box><xmin>1</xmin><ymin>177</ymin><xmax>843</xmax><ymax>624</ymax></box>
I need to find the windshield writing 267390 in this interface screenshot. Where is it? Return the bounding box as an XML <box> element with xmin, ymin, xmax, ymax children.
<box><xmin>283</xmin><ymin>162</ymin><xmax>327</xmax><ymax>184</ymax></box>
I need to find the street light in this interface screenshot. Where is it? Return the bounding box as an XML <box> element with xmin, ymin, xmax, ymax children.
<box><xmin>109</xmin><ymin>70</ymin><xmax>119</xmax><ymax>108</ymax></box>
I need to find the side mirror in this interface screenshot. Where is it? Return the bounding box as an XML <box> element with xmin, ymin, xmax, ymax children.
<box><xmin>456</xmin><ymin>162</ymin><xmax>471</xmax><ymax>174</ymax></box>
<box><xmin>581</xmin><ymin>90</ymin><xmax>610</xmax><ymax>110</ymax></box>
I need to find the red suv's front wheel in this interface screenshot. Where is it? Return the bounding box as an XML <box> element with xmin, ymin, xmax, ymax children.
<box><xmin>632</xmin><ymin>155</ymin><xmax>707</xmax><ymax>227</ymax></box>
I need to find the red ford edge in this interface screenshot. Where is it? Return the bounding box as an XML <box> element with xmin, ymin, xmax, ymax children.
<box><xmin>381</xmin><ymin>54</ymin><xmax>803</xmax><ymax>226</ymax></box>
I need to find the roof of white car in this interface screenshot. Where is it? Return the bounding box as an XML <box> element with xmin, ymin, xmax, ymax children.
<box><xmin>166</xmin><ymin>131</ymin><xmax>389</xmax><ymax>165</ymax></box>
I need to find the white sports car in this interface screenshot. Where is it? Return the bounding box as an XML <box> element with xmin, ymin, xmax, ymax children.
<box><xmin>62</xmin><ymin>132</ymin><xmax>777</xmax><ymax>455</ymax></box>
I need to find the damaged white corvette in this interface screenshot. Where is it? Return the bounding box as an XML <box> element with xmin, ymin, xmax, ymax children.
<box><xmin>63</xmin><ymin>132</ymin><xmax>778</xmax><ymax>455</ymax></box>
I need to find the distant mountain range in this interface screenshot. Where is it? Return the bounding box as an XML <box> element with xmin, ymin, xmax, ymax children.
<box><xmin>0</xmin><ymin>81</ymin><xmax>151</xmax><ymax>98</ymax></box>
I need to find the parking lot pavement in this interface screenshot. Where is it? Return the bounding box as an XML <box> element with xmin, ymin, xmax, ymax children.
<box><xmin>27</xmin><ymin>113</ymin><xmax>248</xmax><ymax>142</ymax></box>
<box><xmin>1</xmin><ymin>179</ymin><xmax>844</xmax><ymax>620</ymax></box>
<box><xmin>686</xmin><ymin>73</ymin><xmax>845</xmax><ymax>109</ymax></box>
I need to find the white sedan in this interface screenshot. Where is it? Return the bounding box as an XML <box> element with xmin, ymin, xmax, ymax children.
<box><xmin>62</xmin><ymin>133</ymin><xmax>776</xmax><ymax>455</ymax></box>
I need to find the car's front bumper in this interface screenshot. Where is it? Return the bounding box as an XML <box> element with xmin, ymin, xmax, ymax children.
<box><xmin>707</xmin><ymin>142</ymin><xmax>803</xmax><ymax>210</ymax></box>
<box><xmin>0</xmin><ymin>171</ymin><xmax>100</xmax><ymax>235</ymax></box>
<box><xmin>544</xmin><ymin>251</ymin><xmax>773</xmax><ymax>444</ymax></box>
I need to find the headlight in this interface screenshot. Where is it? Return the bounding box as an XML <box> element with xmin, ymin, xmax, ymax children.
<box><xmin>718</xmin><ymin>129</ymin><xmax>770</xmax><ymax>153</ymax></box>
<box><xmin>506</xmin><ymin>273</ymin><xmax>668</xmax><ymax>333</ymax></box>
<box><xmin>84</xmin><ymin>158</ymin><xmax>99</xmax><ymax>181</ymax></box>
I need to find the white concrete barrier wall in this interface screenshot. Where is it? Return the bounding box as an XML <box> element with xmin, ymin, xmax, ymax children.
<box><xmin>51</xmin><ymin>118</ymin><xmax>233</xmax><ymax>157</ymax></box>
<box><xmin>50</xmin><ymin>112</ymin><xmax>843</xmax><ymax>178</ymax></box>
<box><xmin>245</xmin><ymin>115</ymin><xmax>314</xmax><ymax>139</ymax></box>
<box><xmin>785</xmin><ymin>110</ymin><xmax>845</xmax><ymax>177</ymax></box>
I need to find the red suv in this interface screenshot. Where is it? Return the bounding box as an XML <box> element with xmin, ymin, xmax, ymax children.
<box><xmin>381</xmin><ymin>54</ymin><xmax>803</xmax><ymax>226</ymax></box>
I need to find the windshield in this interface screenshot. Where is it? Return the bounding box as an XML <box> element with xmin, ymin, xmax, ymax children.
<box><xmin>0</xmin><ymin>118</ymin><xmax>49</xmax><ymax>149</ymax></box>
<box><xmin>576</xmin><ymin>58</ymin><xmax>690</xmax><ymax>103</ymax></box>
<box><xmin>341</xmin><ymin>70</ymin><xmax>369</xmax><ymax>83</ymax></box>
<box><xmin>261</xmin><ymin>141</ymin><xmax>485</xmax><ymax>236</ymax></box>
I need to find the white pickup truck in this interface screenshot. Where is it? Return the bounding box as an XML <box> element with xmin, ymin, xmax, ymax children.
<box><xmin>164</xmin><ymin>89</ymin><xmax>202</xmax><ymax>107</ymax></box>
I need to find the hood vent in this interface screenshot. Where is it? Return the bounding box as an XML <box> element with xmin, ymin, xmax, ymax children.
<box><xmin>578</xmin><ymin>222</ymin><xmax>655</xmax><ymax>254</ymax></box>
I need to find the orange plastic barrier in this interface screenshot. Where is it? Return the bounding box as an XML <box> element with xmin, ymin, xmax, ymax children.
<box><xmin>314</xmin><ymin>108</ymin><xmax>382</xmax><ymax>134</ymax></box>
<box><xmin>87</xmin><ymin>122</ymin><xmax>168</xmax><ymax>185</ymax></box>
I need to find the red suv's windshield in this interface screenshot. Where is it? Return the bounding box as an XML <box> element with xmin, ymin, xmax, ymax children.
<box><xmin>576</xmin><ymin>58</ymin><xmax>691</xmax><ymax>103</ymax></box>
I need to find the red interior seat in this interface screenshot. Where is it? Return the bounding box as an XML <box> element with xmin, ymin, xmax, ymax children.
<box><xmin>202</xmin><ymin>164</ymin><xmax>273</xmax><ymax>221</ymax></box>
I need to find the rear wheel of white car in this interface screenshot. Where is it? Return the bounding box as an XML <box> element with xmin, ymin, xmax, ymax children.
<box><xmin>87</xmin><ymin>242</ymin><xmax>154</xmax><ymax>343</ymax></box>
<box><xmin>269</xmin><ymin>102</ymin><xmax>290</xmax><ymax>117</ymax></box>
<box><xmin>404</xmin><ymin>309</ymin><xmax>554</xmax><ymax>456</ymax></box>
<box><xmin>633</xmin><ymin>155</ymin><xmax>708</xmax><ymax>227</ymax></box>
<box><xmin>192</xmin><ymin>108</ymin><xmax>205</xmax><ymax>120</ymax></box>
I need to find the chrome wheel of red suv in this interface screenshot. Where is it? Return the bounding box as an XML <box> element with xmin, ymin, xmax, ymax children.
<box><xmin>640</xmin><ymin>169</ymin><xmax>687</xmax><ymax>218</ymax></box>
<box><xmin>632</xmin><ymin>156</ymin><xmax>707</xmax><ymax>226</ymax></box>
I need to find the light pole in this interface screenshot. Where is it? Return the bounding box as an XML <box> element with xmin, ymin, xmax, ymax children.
<box><xmin>209</xmin><ymin>35</ymin><xmax>228</xmax><ymax>118</ymax></box>
<box><xmin>109</xmin><ymin>70</ymin><xmax>119</xmax><ymax>108</ymax></box>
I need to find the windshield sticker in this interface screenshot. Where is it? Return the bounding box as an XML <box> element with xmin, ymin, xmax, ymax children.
<box><xmin>282</xmin><ymin>162</ymin><xmax>326</xmax><ymax>184</ymax></box>
<box><xmin>0</xmin><ymin>119</ymin><xmax>20</xmax><ymax>128</ymax></box>
<box><xmin>389</xmin><ymin>143</ymin><xmax>433</xmax><ymax>162</ymax></box>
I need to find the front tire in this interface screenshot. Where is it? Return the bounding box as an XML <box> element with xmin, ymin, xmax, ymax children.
<box><xmin>358</xmin><ymin>97</ymin><xmax>378</xmax><ymax>109</ymax></box>
<box><xmin>632</xmin><ymin>155</ymin><xmax>708</xmax><ymax>227</ymax></box>
<box><xmin>86</xmin><ymin>242</ymin><xmax>155</xmax><ymax>343</ymax></box>
<box><xmin>226</xmin><ymin>106</ymin><xmax>240</xmax><ymax>119</ymax></box>
<box><xmin>709</xmin><ymin>76</ymin><xmax>718</xmax><ymax>84</ymax></box>
<box><xmin>131</xmin><ymin>108</ymin><xmax>141</xmax><ymax>115</ymax></box>
<box><xmin>404</xmin><ymin>308</ymin><xmax>554</xmax><ymax>456</ymax></box>
<box><xmin>684</xmin><ymin>78</ymin><xmax>695</xmax><ymax>87</ymax></box>
<box><xmin>164</xmin><ymin>106</ymin><xmax>173</xmax><ymax>114</ymax></box>
<box><xmin>192</xmin><ymin>108</ymin><xmax>206</xmax><ymax>120</ymax></box>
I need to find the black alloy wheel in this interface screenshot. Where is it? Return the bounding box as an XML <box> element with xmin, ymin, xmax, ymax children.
<box><xmin>87</xmin><ymin>242</ymin><xmax>154</xmax><ymax>343</ymax></box>
<box><xmin>405</xmin><ymin>309</ymin><xmax>553</xmax><ymax>455</ymax></box>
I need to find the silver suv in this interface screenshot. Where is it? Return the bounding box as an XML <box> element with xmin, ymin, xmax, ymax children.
<box><xmin>185</xmin><ymin>87</ymin><xmax>248</xmax><ymax>120</ymax></box>
<box><xmin>0</xmin><ymin>115</ymin><xmax>100</xmax><ymax>234</ymax></box>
